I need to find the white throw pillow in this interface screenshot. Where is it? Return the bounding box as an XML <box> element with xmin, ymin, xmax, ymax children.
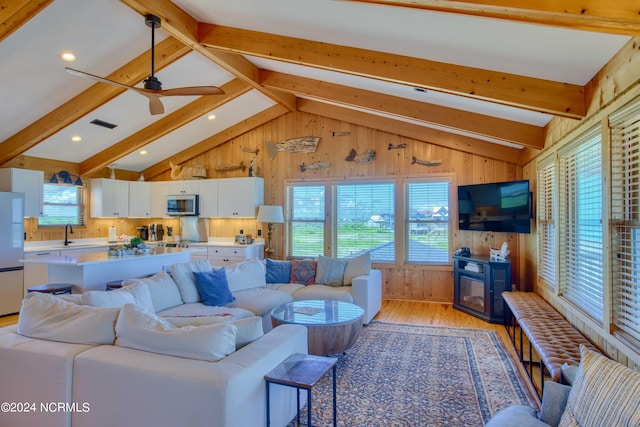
<box><xmin>122</xmin><ymin>271</ymin><xmax>183</xmax><ymax>312</ymax></box>
<box><xmin>343</xmin><ymin>251</ymin><xmax>371</xmax><ymax>285</ymax></box>
<box><xmin>225</xmin><ymin>258</ymin><xmax>267</xmax><ymax>292</ymax></box>
<box><xmin>316</xmin><ymin>255</ymin><xmax>348</xmax><ymax>287</ymax></box>
<box><xmin>170</xmin><ymin>259</ymin><xmax>213</xmax><ymax>303</ymax></box>
<box><xmin>18</xmin><ymin>292</ymin><xmax>118</xmax><ymax>345</ymax></box>
<box><xmin>81</xmin><ymin>283</ymin><xmax>155</xmax><ymax>313</ymax></box>
<box><xmin>115</xmin><ymin>303</ymin><xmax>237</xmax><ymax>362</ymax></box>
<box><xmin>229</xmin><ymin>316</ymin><xmax>264</xmax><ymax>349</ymax></box>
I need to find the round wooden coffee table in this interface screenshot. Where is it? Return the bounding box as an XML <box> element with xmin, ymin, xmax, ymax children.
<box><xmin>271</xmin><ymin>300</ymin><xmax>364</xmax><ymax>356</ymax></box>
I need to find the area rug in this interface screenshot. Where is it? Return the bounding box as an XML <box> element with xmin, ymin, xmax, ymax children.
<box><xmin>295</xmin><ymin>321</ymin><xmax>537</xmax><ymax>427</ymax></box>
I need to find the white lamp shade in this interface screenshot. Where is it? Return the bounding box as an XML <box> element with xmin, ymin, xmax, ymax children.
<box><xmin>257</xmin><ymin>205</ymin><xmax>284</xmax><ymax>223</ymax></box>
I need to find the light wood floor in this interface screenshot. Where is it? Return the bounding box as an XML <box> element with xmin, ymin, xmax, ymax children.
<box><xmin>0</xmin><ymin>299</ymin><xmax>540</xmax><ymax>402</ymax></box>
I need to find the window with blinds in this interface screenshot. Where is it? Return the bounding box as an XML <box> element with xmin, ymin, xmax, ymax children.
<box><xmin>334</xmin><ymin>181</ymin><xmax>395</xmax><ymax>261</ymax></box>
<box><xmin>405</xmin><ymin>179</ymin><xmax>451</xmax><ymax>264</ymax></box>
<box><xmin>610</xmin><ymin>99</ymin><xmax>640</xmax><ymax>347</ymax></box>
<box><xmin>38</xmin><ymin>184</ymin><xmax>85</xmax><ymax>227</ymax></box>
<box><xmin>286</xmin><ymin>184</ymin><xmax>325</xmax><ymax>258</ymax></box>
<box><xmin>557</xmin><ymin>127</ymin><xmax>603</xmax><ymax>323</ymax></box>
<box><xmin>537</xmin><ymin>157</ymin><xmax>556</xmax><ymax>288</ymax></box>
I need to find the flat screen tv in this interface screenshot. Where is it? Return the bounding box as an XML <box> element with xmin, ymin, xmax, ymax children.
<box><xmin>458</xmin><ymin>180</ymin><xmax>531</xmax><ymax>233</ymax></box>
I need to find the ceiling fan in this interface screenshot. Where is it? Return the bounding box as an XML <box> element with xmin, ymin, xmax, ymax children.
<box><xmin>66</xmin><ymin>14</ymin><xmax>224</xmax><ymax>115</ymax></box>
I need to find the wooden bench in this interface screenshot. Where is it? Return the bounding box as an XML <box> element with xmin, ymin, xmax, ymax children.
<box><xmin>502</xmin><ymin>291</ymin><xmax>599</xmax><ymax>396</ymax></box>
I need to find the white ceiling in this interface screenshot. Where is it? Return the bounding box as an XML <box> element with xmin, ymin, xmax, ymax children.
<box><xmin>0</xmin><ymin>0</ymin><xmax>631</xmax><ymax>173</ymax></box>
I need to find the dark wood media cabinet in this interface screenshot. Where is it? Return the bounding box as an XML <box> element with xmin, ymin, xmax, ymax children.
<box><xmin>453</xmin><ymin>254</ymin><xmax>511</xmax><ymax>323</ymax></box>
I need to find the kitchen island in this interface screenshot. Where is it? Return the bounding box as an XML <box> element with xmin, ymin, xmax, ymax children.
<box><xmin>20</xmin><ymin>247</ymin><xmax>205</xmax><ymax>293</ymax></box>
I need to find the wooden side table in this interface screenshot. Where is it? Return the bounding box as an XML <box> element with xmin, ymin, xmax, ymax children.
<box><xmin>265</xmin><ymin>353</ymin><xmax>337</xmax><ymax>427</ymax></box>
<box><xmin>27</xmin><ymin>283</ymin><xmax>72</xmax><ymax>295</ymax></box>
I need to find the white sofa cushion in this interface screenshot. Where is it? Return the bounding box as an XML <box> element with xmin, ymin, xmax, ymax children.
<box><xmin>81</xmin><ymin>283</ymin><xmax>155</xmax><ymax>312</ymax></box>
<box><xmin>169</xmin><ymin>259</ymin><xmax>213</xmax><ymax>303</ymax></box>
<box><xmin>115</xmin><ymin>303</ymin><xmax>236</xmax><ymax>362</ymax></box>
<box><xmin>229</xmin><ymin>288</ymin><xmax>293</xmax><ymax>316</ymax></box>
<box><xmin>225</xmin><ymin>258</ymin><xmax>267</xmax><ymax>292</ymax></box>
<box><xmin>293</xmin><ymin>284</ymin><xmax>355</xmax><ymax>303</ymax></box>
<box><xmin>343</xmin><ymin>251</ymin><xmax>371</xmax><ymax>285</ymax></box>
<box><xmin>229</xmin><ymin>316</ymin><xmax>264</xmax><ymax>349</ymax></box>
<box><xmin>121</xmin><ymin>271</ymin><xmax>183</xmax><ymax>312</ymax></box>
<box><xmin>17</xmin><ymin>292</ymin><xmax>119</xmax><ymax>345</ymax></box>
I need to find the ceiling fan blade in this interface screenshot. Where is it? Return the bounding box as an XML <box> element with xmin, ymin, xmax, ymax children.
<box><xmin>160</xmin><ymin>86</ymin><xmax>225</xmax><ymax>96</ymax></box>
<box><xmin>65</xmin><ymin>67</ymin><xmax>136</xmax><ymax>92</ymax></box>
<box><xmin>147</xmin><ymin>95</ymin><xmax>164</xmax><ymax>115</ymax></box>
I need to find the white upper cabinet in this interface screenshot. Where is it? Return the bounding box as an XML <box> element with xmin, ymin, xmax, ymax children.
<box><xmin>90</xmin><ymin>178</ymin><xmax>129</xmax><ymax>217</ymax></box>
<box><xmin>128</xmin><ymin>181</ymin><xmax>152</xmax><ymax>218</ymax></box>
<box><xmin>167</xmin><ymin>180</ymin><xmax>199</xmax><ymax>195</ymax></box>
<box><xmin>0</xmin><ymin>168</ymin><xmax>44</xmax><ymax>217</ymax></box>
<box><xmin>198</xmin><ymin>180</ymin><xmax>219</xmax><ymax>217</ymax></box>
<box><xmin>217</xmin><ymin>177</ymin><xmax>264</xmax><ymax>218</ymax></box>
<box><xmin>150</xmin><ymin>181</ymin><xmax>169</xmax><ymax>218</ymax></box>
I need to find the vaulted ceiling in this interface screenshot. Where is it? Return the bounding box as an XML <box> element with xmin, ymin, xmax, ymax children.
<box><xmin>0</xmin><ymin>0</ymin><xmax>635</xmax><ymax>179</ymax></box>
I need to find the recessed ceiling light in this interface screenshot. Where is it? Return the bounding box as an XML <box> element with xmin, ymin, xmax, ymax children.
<box><xmin>207</xmin><ymin>114</ymin><xmax>216</xmax><ymax>120</ymax></box>
<box><xmin>60</xmin><ymin>52</ymin><xmax>76</xmax><ymax>62</ymax></box>
<box><xmin>139</xmin><ymin>150</ymin><xmax>148</xmax><ymax>155</ymax></box>
<box><xmin>71</xmin><ymin>135</ymin><xmax>82</xmax><ymax>142</ymax></box>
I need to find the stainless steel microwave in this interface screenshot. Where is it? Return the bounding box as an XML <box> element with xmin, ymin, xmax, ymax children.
<box><xmin>166</xmin><ymin>194</ymin><xmax>199</xmax><ymax>216</ymax></box>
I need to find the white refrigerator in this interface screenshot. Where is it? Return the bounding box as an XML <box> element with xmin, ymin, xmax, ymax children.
<box><xmin>0</xmin><ymin>192</ymin><xmax>25</xmax><ymax>316</ymax></box>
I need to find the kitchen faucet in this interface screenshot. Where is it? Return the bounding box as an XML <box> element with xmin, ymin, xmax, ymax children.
<box><xmin>64</xmin><ymin>224</ymin><xmax>74</xmax><ymax>246</ymax></box>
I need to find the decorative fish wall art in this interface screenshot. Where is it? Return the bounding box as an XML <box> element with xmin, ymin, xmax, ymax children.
<box><xmin>300</xmin><ymin>162</ymin><xmax>330</xmax><ymax>172</ymax></box>
<box><xmin>345</xmin><ymin>148</ymin><xmax>375</xmax><ymax>163</ymax></box>
<box><xmin>411</xmin><ymin>156</ymin><xmax>442</xmax><ymax>167</ymax></box>
<box><xmin>215</xmin><ymin>160</ymin><xmax>246</xmax><ymax>172</ymax></box>
<box><xmin>241</xmin><ymin>147</ymin><xmax>259</xmax><ymax>155</ymax></box>
<box><xmin>266</xmin><ymin>136</ymin><xmax>320</xmax><ymax>160</ymax></box>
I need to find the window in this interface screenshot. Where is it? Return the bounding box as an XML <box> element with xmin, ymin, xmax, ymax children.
<box><xmin>537</xmin><ymin>156</ymin><xmax>556</xmax><ymax>288</ymax></box>
<box><xmin>557</xmin><ymin>126</ymin><xmax>603</xmax><ymax>323</ymax></box>
<box><xmin>405</xmin><ymin>179</ymin><xmax>451</xmax><ymax>264</ymax></box>
<box><xmin>38</xmin><ymin>184</ymin><xmax>85</xmax><ymax>227</ymax></box>
<box><xmin>334</xmin><ymin>181</ymin><xmax>395</xmax><ymax>261</ymax></box>
<box><xmin>286</xmin><ymin>184</ymin><xmax>325</xmax><ymax>258</ymax></box>
<box><xmin>610</xmin><ymin>99</ymin><xmax>640</xmax><ymax>347</ymax></box>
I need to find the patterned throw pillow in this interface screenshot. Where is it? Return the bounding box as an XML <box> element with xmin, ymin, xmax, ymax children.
<box><xmin>290</xmin><ymin>259</ymin><xmax>317</xmax><ymax>285</ymax></box>
<box><xmin>559</xmin><ymin>345</ymin><xmax>640</xmax><ymax>427</ymax></box>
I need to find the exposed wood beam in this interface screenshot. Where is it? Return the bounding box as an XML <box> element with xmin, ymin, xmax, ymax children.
<box><xmin>119</xmin><ymin>0</ymin><xmax>297</xmax><ymax>111</ymax></box>
<box><xmin>0</xmin><ymin>37</ymin><xmax>190</xmax><ymax>167</ymax></box>
<box><xmin>0</xmin><ymin>0</ymin><xmax>53</xmax><ymax>43</ymax></box>
<box><xmin>79</xmin><ymin>78</ymin><xmax>251</xmax><ymax>176</ymax></box>
<box><xmin>261</xmin><ymin>70</ymin><xmax>544</xmax><ymax>149</ymax></box>
<box><xmin>199</xmin><ymin>24</ymin><xmax>586</xmax><ymax>119</ymax></box>
<box><xmin>342</xmin><ymin>0</ymin><xmax>640</xmax><ymax>36</ymax></box>
<box><xmin>142</xmin><ymin>104</ymin><xmax>288</xmax><ymax>179</ymax></box>
<box><xmin>298</xmin><ymin>99</ymin><xmax>523</xmax><ymax>164</ymax></box>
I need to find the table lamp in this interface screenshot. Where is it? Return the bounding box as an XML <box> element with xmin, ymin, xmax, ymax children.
<box><xmin>257</xmin><ymin>205</ymin><xmax>284</xmax><ymax>258</ymax></box>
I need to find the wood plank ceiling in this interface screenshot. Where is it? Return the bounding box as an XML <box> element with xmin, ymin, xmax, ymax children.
<box><xmin>0</xmin><ymin>0</ymin><xmax>635</xmax><ymax>178</ymax></box>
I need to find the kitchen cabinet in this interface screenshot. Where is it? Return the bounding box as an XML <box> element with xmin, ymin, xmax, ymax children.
<box><xmin>0</xmin><ymin>168</ymin><xmax>44</xmax><ymax>217</ymax></box>
<box><xmin>128</xmin><ymin>181</ymin><xmax>152</xmax><ymax>218</ymax></box>
<box><xmin>192</xmin><ymin>244</ymin><xmax>264</xmax><ymax>267</ymax></box>
<box><xmin>198</xmin><ymin>179</ymin><xmax>219</xmax><ymax>217</ymax></box>
<box><xmin>167</xmin><ymin>180</ymin><xmax>199</xmax><ymax>195</ymax></box>
<box><xmin>150</xmin><ymin>181</ymin><xmax>169</xmax><ymax>217</ymax></box>
<box><xmin>90</xmin><ymin>178</ymin><xmax>129</xmax><ymax>217</ymax></box>
<box><xmin>23</xmin><ymin>250</ymin><xmax>60</xmax><ymax>295</ymax></box>
<box><xmin>216</xmin><ymin>177</ymin><xmax>263</xmax><ymax>218</ymax></box>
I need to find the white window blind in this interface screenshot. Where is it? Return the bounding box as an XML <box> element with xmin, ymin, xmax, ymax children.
<box><xmin>610</xmin><ymin>100</ymin><xmax>640</xmax><ymax>346</ymax></box>
<box><xmin>405</xmin><ymin>179</ymin><xmax>450</xmax><ymax>264</ymax></box>
<box><xmin>537</xmin><ymin>157</ymin><xmax>556</xmax><ymax>288</ymax></box>
<box><xmin>286</xmin><ymin>184</ymin><xmax>325</xmax><ymax>258</ymax></box>
<box><xmin>558</xmin><ymin>127</ymin><xmax>603</xmax><ymax>323</ymax></box>
<box><xmin>38</xmin><ymin>184</ymin><xmax>85</xmax><ymax>227</ymax></box>
<box><xmin>334</xmin><ymin>182</ymin><xmax>395</xmax><ymax>261</ymax></box>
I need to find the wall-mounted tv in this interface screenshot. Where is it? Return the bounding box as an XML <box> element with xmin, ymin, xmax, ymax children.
<box><xmin>458</xmin><ymin>180</ymin><xmax>531</xmax><ymax>234</ymax></box>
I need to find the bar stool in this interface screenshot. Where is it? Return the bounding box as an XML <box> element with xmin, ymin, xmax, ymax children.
<box><xmin>27</xmin><ymin>283</ymin><xmax>73</xmax><ymax>295</ymax></box>
<box><xmin>106</xmin><ymin>280</ymin><xmax>123</xmax><ymax>291</ymax></box>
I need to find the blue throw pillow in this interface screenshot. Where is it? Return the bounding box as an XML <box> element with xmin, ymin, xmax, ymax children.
<box><xmin>266</xmin><ymin>258</ymin><xmax>292</xmax><ymax>283</ymax></box>
<box><xmin>193</xmin><ymin>270</ymin><xmax>235</xmax><ymax>306</ymax></box>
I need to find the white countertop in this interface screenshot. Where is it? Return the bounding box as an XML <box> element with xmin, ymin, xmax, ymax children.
<box><xmin>20</xmin><ymin>247</ymin><xmax>205</xmax><ymax>266</ymax></box>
